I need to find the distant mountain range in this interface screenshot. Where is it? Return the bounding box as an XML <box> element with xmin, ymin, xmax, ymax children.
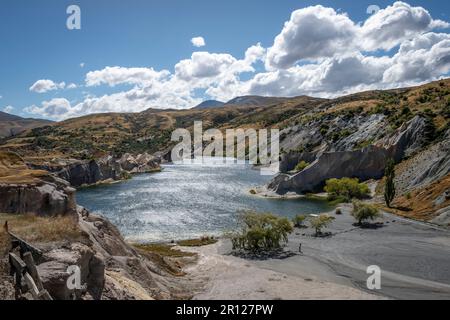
<box><xmin>193</xmin><ymin>96</ymin><xmax>292</xmax><ymax>110</ymax></box>
<box><xmin>193</xmin><ymin>100</ymin><xmax>225</xmax><ymax>110</ymax></box>
<box><xmin>0</xmin><ymin>111</ymin><xmax>52</xmax><ymax>138</ymax></box>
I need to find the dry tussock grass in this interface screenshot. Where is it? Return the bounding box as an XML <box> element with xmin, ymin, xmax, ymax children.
<box><xmin>0</xmin><ymin>213</ymin><xmax>83</xmax><ymax>255</ymax></box>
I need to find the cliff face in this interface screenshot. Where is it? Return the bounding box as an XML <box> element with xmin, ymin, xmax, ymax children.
<box><xmin>0</xmin><ymin>152</ymin><xmax>77</xmax><ymax>216</ymax></box>
<box><xmin>270</xmin><ymin>116</ymin><xmax>430</xmax><ymax>195</ymax></box>
<box><xmin>270</xmin><ymin>146</ymin><xmax>391</xmax><ymax>194</ymax></box>
<box><xmin>28</xmin><ymin>153</ymin><xmax>161</xmax><ymax>188</ymax></box>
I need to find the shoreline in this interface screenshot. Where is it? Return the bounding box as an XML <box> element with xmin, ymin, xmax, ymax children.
<box><xmin>176</xmin><ymin>204</ymin><xmax>450</xmax><ymax>300</ymax></box>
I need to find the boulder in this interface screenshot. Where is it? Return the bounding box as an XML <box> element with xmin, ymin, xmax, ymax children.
<box><xmin>38</xmin><ymin>243</ymin><xmax>105</xmax><ymax>300</ymax></box>
<box><xmin>431</xmin><ymin>206</ymin><xmax>450</xmax><ymax>227</ymax></box>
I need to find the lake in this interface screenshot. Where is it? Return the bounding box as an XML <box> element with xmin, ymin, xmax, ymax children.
<box><xmin>76</xmin><ymin>160</ymin><xmax>331</xmax><ymax>242</ymax></box>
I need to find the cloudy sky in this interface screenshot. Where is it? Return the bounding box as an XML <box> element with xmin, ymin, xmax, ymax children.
<box><xmin>1</xmin><ymin>0</ymin><xmax>450</xmax><ymax>120</ymax></box>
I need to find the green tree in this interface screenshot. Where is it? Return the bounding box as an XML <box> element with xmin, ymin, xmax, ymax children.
<box><xmin>352</xmin><ymin>201</ymin><xmax>381</xmax><ymax>225</ymax></box>
<box><xmin>230</xmin><ymin>211</ymin><xmax>293</xmax><ymax>252</ymax></box>
<box><xmin>309</xmin><ymin>214</ymin><xmax>335</xmax><ymax>237</ymax></box>
<box><xmin>324</xmin><ymin>178</ymin><xmax>370</xmax><ymax>203</ymax></box>
<box><xmin>384</xmin><ymin>158</ymin><xmax>396</xmax><ymax>208</ymax></box>
<box><xmin>292</xmin><ymin>215</ymin><xmax>307</xmax><ymax>228</ymax></box>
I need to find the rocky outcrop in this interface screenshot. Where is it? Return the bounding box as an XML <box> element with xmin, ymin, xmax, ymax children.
<box><xmin>377</xmin><ymin>116</ymin><xmax>429</xmax><ymax>161</ymax></box>
<box><xmin>118</xmin><ymin>153</ymin><xmax>160</xmax><ymax>174</ymax></box>
<box><xmin>394</xmin><ymin>129</ymin><xmax>450</xmax><ymax>194</ymax></box>
<box><xmin>269</xmin><ymin>116</ymin><xmax>430</xmax><ymax>195</ymax></box>
<box><xmin>57</xmin><ymin>160</ymin><xmax>103</xmax><ymax>188</ymax></box>
<box><xmin>0</xmin><ymin>176</ymin><xmax>77</xmax><ymax>217</ymax></box>
<box><xmin>74</xmin><ymin>207</ymin><xmax>188</xmax><ymax>300</ymax></box>
<box><xmin>279</xmin><ymin>152</ymin><xmax>318</xmax><ymax>173</ymax></box>
<box><xmin>270</xmin><ymin>146</ymin><xmax>390</xmax><ymax>194</ymax></box>
<box><xmin>37</xmin><ymin>243</ymin><xmax>104</xmax><ymax>300</ymax></box>
<box><xmin>431</xmin><ymin>206</ymin><xmax>450</xmax><ymax>227</ymax></box>
<box><xmin>29</xmin><ymin>153</ymin><xmax>161</xmax><ymax>188</ymax></box>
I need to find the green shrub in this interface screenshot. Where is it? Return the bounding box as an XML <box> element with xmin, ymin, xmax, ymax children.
<box><xmin>292</xmin><ymin>215</ymin><xmax>307</xmax><ymax>228</ymax></box>
<box><xmin>324</xmin><ymin>178</ymin><xmax>370</xmax><ymax>203</ymax></box>
<box><xmin>294</xmin><ymin>161</ymin><xmax>310</xmax><ymax>172</ymax></box>
<box><xmin>230</xmin><ymin>211</ymin><xmax>293</xmax><ymax>252</ymax></box>
<box><xmin>309</xmin><ymin>214</ymin><xmax>335</xmax><ymax>236</ymax></box>
<box><xmin>352</xmin><ymin>201</ymin><xmax>381</xmax><ymax>225</ymax></box>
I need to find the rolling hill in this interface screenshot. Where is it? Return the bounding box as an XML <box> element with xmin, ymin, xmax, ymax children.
<box><xmin>0</xmin><ymin>111</ymin><xmax>52</xmax><ymax>138</ymax></box>
<box><xmin>193</xmin><ymin>100</ymin><xmax>225</xmax><ymax>110</ymax></box>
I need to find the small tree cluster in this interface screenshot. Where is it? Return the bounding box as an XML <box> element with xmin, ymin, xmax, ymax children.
<box><xmin>324</xmin><ymin>178</ymin><xmax>370</xmax><ymax>203</ymax></box>
<box><xmin>230</xmin><ymin>211</ymin><xmax>293</xmax><ymax>252</ymax></box>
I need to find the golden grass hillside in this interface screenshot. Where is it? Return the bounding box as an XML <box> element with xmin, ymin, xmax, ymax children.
<box><xmin>1</xmin><ymin>79</ymin><xmax>448</xmax><ymax>165</ymax></box>
<box><xmin>0</xmin><ymin>151</ymin><xmax>49</xmax><ymax>184</ymax></box>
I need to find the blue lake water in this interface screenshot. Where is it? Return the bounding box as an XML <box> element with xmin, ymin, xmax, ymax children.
<box><xmin>76</xmin><ymin>161</ymin><xmax>331</xmax><ymax>242</ymax></box>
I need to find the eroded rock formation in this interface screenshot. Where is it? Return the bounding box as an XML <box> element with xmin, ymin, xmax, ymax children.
<box><xmin>269</xmin><ymin>116</ymin><xmax>430</xmax><ymax>195</ymax></box>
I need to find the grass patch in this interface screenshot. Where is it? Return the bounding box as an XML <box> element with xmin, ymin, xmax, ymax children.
<box><xmin>0</xmin><ymin>213</ymin><xmax>83</xmax><ymax>256</ymax></box>
<box><xmin>133</xmin><ymin>243</ymin><xmax>195</xmax><ymax>258</ymax></box>
<box><xmin>294</xmin><ymin>161</ymin><xmax>310</xmax><ymax>173</ymax></box>
<box><xmin>177</xmin><ymin>237</ymin><xmax>218</xmax><ymax>247</ymax></box>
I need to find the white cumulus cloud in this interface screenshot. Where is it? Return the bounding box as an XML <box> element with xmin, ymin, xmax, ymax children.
<box><xmin>26</xmin><ymin>98</ymin><xmax>72</xmax><ymax>120</ymax></box>
<box><xmin>85</xmin><ymin>66</ymin><xmax>170</xmax><ymax>87</ymax></box>
<box><xmin>29</xmin><ymin>79</ymin><xmax>66</xmax><ymax>93</ymax></box>
<box><xmin>191</xmin><ymin>36</ymin><xmax>206</xmax><ymax>48</ymax></box>
<box><xmin>3</xmin><ymin>105</ymin><xmax>14</xmax><ymax>113</ymax></box>
<box><xmin>25</xmin><ymin>2</ymin><xmax>450</xmax><ymax>121</ymax></box>
<box><xmin>360</xmin><ymin>1</ymin><xmax>450</xmax><ymax>51</ymax></box>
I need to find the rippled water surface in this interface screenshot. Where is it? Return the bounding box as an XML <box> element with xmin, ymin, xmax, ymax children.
<box><xmin>76</xmin><ymin>161</ymin><xmax>331</xmax><ymax>242</ymax></box>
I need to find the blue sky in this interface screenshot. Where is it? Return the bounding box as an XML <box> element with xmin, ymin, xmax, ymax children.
<box><xmin>1</xmin><ymin>0</ymin><xmax>449</xmax><ymax>120</ymax></box>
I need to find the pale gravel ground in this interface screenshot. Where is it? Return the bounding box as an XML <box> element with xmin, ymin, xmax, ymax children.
<box><xmin>181</xmin><ymin>204</ymin><xmax>450</xmax><ymax>300</ymax></box>
<box><xmin>182</xmin><ymin>241</ymin><xmax>382</xmax><ymax>300</ymax></box>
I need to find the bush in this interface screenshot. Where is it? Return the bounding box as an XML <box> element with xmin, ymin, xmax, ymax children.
<box><xmin>352</xmin><ymin>201</ymin><xmax>381</xmax><ymax>225</ymax></box>
<box><xmin>292</xmin><ymin>215</ymin><xmax>307</xmax><ymax>228</ymax></box>
<box><xmin>294</xmin><ymin>161</ymin><xmax>309</xmax><ymax>172</ymax></box>
<box><xmin>324</xmin><ymin>178</ymin><xmax>370</xmax><ymax>203</ymax></box>
<box><xmin>309</xmin><ymin>214</ymin><xmax>335</xmax><ymax>236</ymax></box>
<box><xmin>230</xmin><ymin>211</ymin><xmax>293</xmax><ymax>252</ymax></box>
